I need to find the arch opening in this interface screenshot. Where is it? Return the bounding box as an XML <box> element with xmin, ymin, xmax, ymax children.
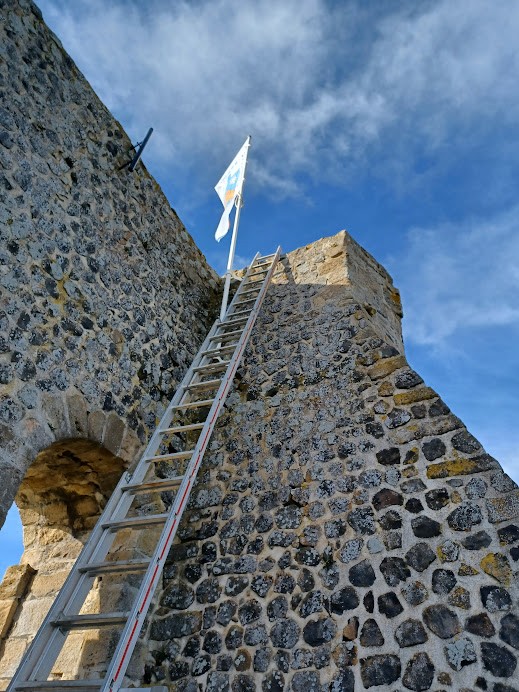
<box><xmin>0</xmin><ymin>438</ymin><xmax>127</xmax><ymax>685</ymax></box>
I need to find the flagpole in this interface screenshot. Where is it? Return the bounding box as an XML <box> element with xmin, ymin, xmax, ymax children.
<box><xmin>219</xmin><ymin>136</ymin><xmax>251</xmax><ymax>321</ymax></box>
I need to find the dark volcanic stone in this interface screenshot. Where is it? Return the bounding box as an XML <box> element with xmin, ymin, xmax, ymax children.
<box><xmin>402</xmin><ymin>652</ymin><xmax>434</xmax><ymax>691</ymax></box>
<box><xmin>379</xmin><ymin>557</ymin><xmax>410</xmax><ymax>586</ymax></box>
<box><xmin>347</xmin><ymin>506</ymin><xmax>375</xmax><ymax>534</ymax></box>
<box><xmin>150</xmin><ymin>612</ymin><xmax>202</xmax><ymax>640</ymax></box>
<box><xmin>432</xmin><ymin>569</ymin><xmax>457</xmax><ymax>595</ymax></box>
<box><xmin>466</xmin><ymin>613</ymin><xmax>496</xmax><ymax>638</ymax></box>
<box><xmin>406</xmin><ymin>542</ymin><xmax>436</xmax><ymax>572</ymax></box>
<box><xmin>447</xmin><ymin>503</ymin><xmax>483</xmax><ymax>531</ymax></box>
<box><xmin>378</xmin><ymin>592</ymin><xmax>403</xmax><ymax>618</ymax></box>
<box><xmin>244</xmin><ymin>624</ymin><xmax>268</xmax><ymax>646</ymax></box>
<box><xmin>295</xmin><ymin>547</ymin><xmax>321</xmax><ymax>566</ymax></box>
<box><xmin>364</xmin><ymin>591</ymin><xmax>374</xmax><ymax>613</ymax></box>
<box><xmin>422</xmin><ymin>438</ymin><xmax>446</xmax><ymax>461</ymax></box>
<box><xmin>444</xmin><ymin>638</ymin><xmax>477</xmax><ymax>671</ymax></box>
<box><xmin>303</xmin><ymin>617</ymin><xmax>337</xmax><ymax>646</ymax></box>
<box><xmin>481</xmin><ymin>586</ymin><xmax>512</xmax><ymax>613</ymax></box>
<box><xmin>297</xmin><ymin>568</ymin><xmax>315</xmax><ymax>592</ymax></box>
<box><xmin>254</xmin><ymin>647</ymin><xmax>271</xmax><ymax>673</ymax></box>
<box><xmin>349</xmin><ymin>559</ymin><xmax>376</xmax><ymax>587</ymax></box>
<box><xmin>376</xmin><ymin>447</ymin><xmax>401</xmax><ymax>465</ymax></box>
<box><xmin>203</xmin><ymin>630</ymin><xmax>222</xmax><ymax>654</ymax></box>
<box><xmin>451</xmin><ymin>430</ymin><xmax>481</xmax><ymax>453</ymax></box>
<box><xmin>331</xmin><ymin>586</ymin><xmax>360</xmax><ymax>614</ymax></box>
<box><xmin>373</xmin><ymin>488</ymin><xmax>403</xmax><ymax>511</ymax></box>
<box><xmin>291</xmin><ymin>671</ymin><xmax>320</xmax><ymax>691</ymax></box>
<box><xmin>412</xmin><ymin>515</ymin><xmax>441</xmax><ymax>538</ymax></box>
<box><xmin>425</xmin><ymin>488</ymin><xmax>450</xmax><ymax>510</ymax></box>
<box><xmin>267</xmin><ymin>595</ymin><xmax>288</xmax><ymax>621</ymax></box>
<box><xmin>217</xmin><ymin>600</ymin><xmax>237</xmax><ymax>626</ymax></box>
<box><xmin>299</xmin><ymin>590</ymin><xmax>325</xmax><ymax>618</ymax></box>
<box><xmin>217</xmin><ymin>654</ymin><xmax>232</xmax><ymax>671</ymax></box>
<box><xmin>270</xmin><ymin>619</ymin><xmax>300</xmax><ymax>648</ymax></box>
<box><xmin>402</xmin><ymin>581</ymin><xmax>428</xmax><ymax>606</ymax></box>
<box><xmin>329</xmin><ymin>670</ymin><xmax>355</xmax><ymax>692</ymax></box>
<box><xmin>405</xmin><ymin>498</ymin><xmax>424</xmax><ymax>514</ymax></box>
<box><xmin>386</xmin><ymin>408</ymin><xmax>411</xmax><ymax>428</ymax></box>
<box><xmin>274</xmin><ymin>573</ymin><xmax>296</xmax><ymax>593</ymax></box>
<box><xmin>275</xmin><ymin>505</ymin><xmax>302</xmax><ymax>529</ymax></box>
<box><xmin>379</xmin><ymin>509</ymin><xmax>402</xmax><ymax>530</ymax></box>
<box><xmin>360</xmin><ymin>619</ymin><xmax>385</xmax><ymax>647</ymax></box>
<box><xmin>232</xmin><ymin>674</ymin><xmax>254</xmax><ymax>692</ymax></box>
<box><xmin>225</xmin><ymin>625</ymin><xmax>243</xmax><ymax>649</ymax></box>
<box><xmin>423</xmin><ymin>605</ymin><xmax>461</xmax><ymax>639</ymax></box>
<box><xmin>481</xmin><ymin>642</ymin><xmax>517</xmax><ymax>677</ymax></box>
<box><xmin>401</xmin><ymin>478</ymin><xmax>427</xmax><ymax>494</ymax></box>
<box><xmin>493</xmin><ymin>685</ymin><xmax>519</xmax><ymax>692</ymax></box>
<box><xmin>162</xmin><ymin>583</ymin><xmax>195</xmax><ymax>610</ymax></box>
<box><xmin>395</xmin><ymin>369</ymin><xmax>423</xmax><ymax>389</ymax></box>
<box><xmin>225</xmin><ymin>576</ymin><xmax>249</xmax><ymax>596</ymax></box>
<box><xmin>498</xmin><ymin>525</ymin><xmax>519</xmax><ymax>545</ymax></box>
<box><xmin>262</xmin><ymin>671</ymin><xmax>285</xmax><ymax>692</ymax></box>
<box><xmin>169</xmin><ymin>660</ymin><xmax>190</xmax><ymax>680</ymax></box>
<box><xmin>191</xmin><ymin>654</ymin><xmax>211</xmax><ymax>676</ymax></box>
<box><xmin>238</xmin><ymin>599</ymin><xmax>262</xmax><ymax>625</ymax></box>
<box><xmin>207</xmin><ymin>672</ymin><xmax>230</xmax><ymax>692</ymax></box>
<box><xmin>360</xmin><ymin>654</ymin><xmax>401</xmax><ymax>688</ymax></box>
<box><xmin>463</xmin><ymin>530</ymin><xmax>492</xmax><ymax>550</ymax></box>
<box><xmin>500</xmin><ymin>614</ymin><xmax>519</xmax><ymax>649</ymax></box>
<box><xmin>196</xmin><ymin>578</ymin><xmax>221</xmax><ymax>603</ymax></box>
<box><xmin>395</xmin><ymin>619</ymin><xmax>428</xmax><ymax>648</ymax></box>
<box><xmin>251</xmin><ymin>575</ymin><xmax>273</xmax><ymax>598</ymax></box>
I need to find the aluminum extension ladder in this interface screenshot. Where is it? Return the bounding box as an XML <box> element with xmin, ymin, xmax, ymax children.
<box><xmin>8</xmin><ymin>249</ymin><xmax>281</xmax><ymax>692</ymax></box>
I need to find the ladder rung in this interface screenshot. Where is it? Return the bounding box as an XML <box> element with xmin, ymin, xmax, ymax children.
<box><xmin>200</xmin><ymin>345</ymin><xmax>236</xmax><ymax>357</ymax></box>
<box><xmin>171</xmin><ymin>397</ymin><xmax>215</xmax><ymax>409</ymax></box>
<box><xmin>192</xmin><ymin>361</ymin><xmax>230</xmax><ymax>374</ymax></box>
<box><xmin>228</xmin><ymin>309</ymin><xmax>252</xmax><ymax>317</ymax></box>
<box><xmin>212</xmin><ymin>328</ymin><xmax>243</xmax><ymax>339</ymax></box>
<box><xmin>79</xmin><ymin>559</ymin><xmax>150</xmax><ymax>575</ymax></box>
<box><xmin>248</xmin><ymin>269</ymin><xmax>269</xmax><ymax>276</ymax></box>
<box><xmin>185</xmin><ymin>378</ymin><xmax>221</xmax><ymax>390</ymax></box>
<box><xmin>220</xmin><ymin>316</ymin><xmax>249</xmax><ymax>327</ymax></box>
<box><xmin>145</xmin><ymin>450</ymin><xmax>194</xmax><ymax>462</ymax></box>
<box><xmin>239</xmin><ymin>287</ymin><xmax>261</xmax><ymax>296</ymax></box>
<box><xmin>122</xmin><ymin>477</ymin><xmax>184</xmax><ymax>494</ymax></box>
<box><xmin>51</xmin><ymin>613</ymin><xmax>128</xmax><ymax>629</ymax></box>
<box><xmin>102</xmin><ymin>514</ymin><xmax>168</xmax><ymax>531</ymax></box>
<box><xmin>234</xmin><ymin>297</ymin><xmax>256</xmax><ymax>305</ymax></box>
<box><xmin>14</xmin><ymin>681</ymin><xmax>104</xmax><ymax>690</ymax></box>
<box><xmin>160</xmin><ymin>422</ymin><xmax>205</xmax><ymax>434</ymax></box>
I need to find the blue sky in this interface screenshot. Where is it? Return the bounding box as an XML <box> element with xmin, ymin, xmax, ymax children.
<box><xmin>1</xmin><ymin>0</ymin><xmax>519</xmax><ymax>577</ymax></box>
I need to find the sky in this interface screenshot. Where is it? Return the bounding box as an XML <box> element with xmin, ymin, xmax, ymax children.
<box><xmin>1</xmin><ymin>0</ymin><xmax>519</xmax><ymax>576</ymax></box>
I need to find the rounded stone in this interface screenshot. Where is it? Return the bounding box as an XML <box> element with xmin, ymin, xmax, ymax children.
<box><xmin>480</xmin><ymin>585</ymin><xmax>512</xmax><ymax>613</ymax></box>
<box><xmin>331</xmin><ymin>586</ymin><xmax>359</xmax><ymax>614</ymax></box>
<box><xmin>395</xmin><ymin>619</ymin><xmax>428</xmax><ymax>648</ymax></box>
<box><xmin>402</xmin><ymin>652</ymin><xmax>435</xmax><ymax>691</ymax></box>
<box><xmin>423</xmin><ymin>605</ymin><xmax>461</xmax><ymax>639</ymax></box>
<box><xmin>465</xmin><ymin>613</ymin><xmax>496</xmax><ymax>638</ymax></box>
<box><xmin>422</xmin><ymin>438</ymin><xmax>446</xmax><ymax>461</ymax></box>
<box><xmin>402</xmin><ymin>581</ymin><xmax>428</xmax><ymax>606</ymax></box>
<box><xmin>451</xmin><ymin>430</ymin><xmax>481</xmax><ymax>453</ymax></box>
<box><xmin>380</xmin><ymin>557</ymin><xmax>411</xmax><ymax>586</ymax></box>
<box><xmin>303</xmin><ymin>617</ymin><xmax>337</xmax><ymax>647</ymax></box>
<box><xmin>373</xmin><ymin>488</ymin><xmax>403</xmax><ymax>511</ymax></box>
<box><xmin>347</xmin><ymin>506</ymin><xmax>375</xmax><ymax>534</ymax></box>
<box><xmin>262</xmin><ymin>671</ymin><xmax>285</xmax><ymax>692</ymax></box>
<box><xmin>360</xmin><ymin>654</ymin><xmax>401</xmax><ymax>688</ymax></box>
<box><xmin>238</xmin><ymin>599</ymin><xmax>262</xmax><ymax>625</ymax></box>
<box><xmin>378</xmin><ymin>592</ymin><xmax>403</xmax><ymax>618</ymax></box>
<box><xmin>432</xmin><ymin>569</ymin><xmax>457</xmax><ymax>595</ymax></box>
<box><xmin>360</xmin><ymin>619</ymin><xmax>384</xmax><ymax>647</ymax></box>
<box><xmin>405</xmin><ymin>542</ymin><xmax>436</xmax><ymax>572</ymax></box>
<box><xmin>500</xmin><ymin>613</ymin><xmax>519</xmax><ymax>650</ymax></box>
<box><xmin>349</xmin><ymin>559</ymin><xmax>376</xmax><ymax>587</ymax></box>
<box><xmin>447</xmin><ymin>503</ymin><xmax>483</xmax><ymax>531</ymax></box>
<box><xmin>412</xmin><ymin>515</ymin><xmax>441</xmax><ymax>538</ymax></box>
<box><xmin>291</xmin><ymin>671</ymin><xmax>321</xmax><ymax>691</ymax></box>
<box><xmin>443</xmin><ymin>638</ymin><xmax>477</xmax><ymax>671</ymax></box>
<box><xmin>425</xmin><ymin>488</ymin><xmax>449</xmax><ymax>510</ymax></box>
<box><xmin>270</xmin><ymin>619</ymin><xmax>300</xmax><ymax>648</ymax></box>
<box><xmin>329</xmin><ymin>669</ymin><xmax>354</xmax><ymax>692</ymax></box>
<box><xmin>481</xmin><ymin>642</ymin><xmax>517</xmax><ymax>677</ymax></box>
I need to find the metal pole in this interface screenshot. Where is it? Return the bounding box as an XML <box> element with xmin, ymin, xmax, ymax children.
<box><xmin>220</xmin><ymin>195</ymin><xmax>242</xmax><ymax>320</ymax></box>
<box><xmin>219</xmin><ymin>136</ymin><xmax>251</xmax><ymax>321</ymax></box>
<box><xmin>128</xmin><ymin>127</ymin><xmax>153</xmax><ymax>172</ymax></box>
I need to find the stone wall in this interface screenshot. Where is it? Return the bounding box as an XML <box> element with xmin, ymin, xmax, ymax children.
<box><xmin>0</xmin><ymin>0</ymin><xmax>220</xmax><ymax>527</ymax></box>
<box><xmin>0</xmin><ymin>1</ymin><xmax>220</xmax><ymax>683</ymax></box>
<box><xmin>140</xmin><ymin>232</ymin><xmax>519</xmax><ymax>691</ymax></box>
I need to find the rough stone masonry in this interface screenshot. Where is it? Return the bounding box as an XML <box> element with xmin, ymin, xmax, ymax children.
<box><xmin>139</xmin><ymin>232</ymin><xmax>519</xmax><ymax>691</ymax></box>
<box><xmin>0</xmin><ymin>1</ymin><xmax>518</xmax><ymax>691</ymax></box>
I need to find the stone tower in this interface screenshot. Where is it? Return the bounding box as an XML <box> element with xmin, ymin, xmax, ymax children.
<box><xmin>0</xmin><ymin>2</ymin><xmax>518</xmax><ymax>691</ymax></box>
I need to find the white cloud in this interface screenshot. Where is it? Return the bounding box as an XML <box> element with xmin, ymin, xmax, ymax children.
<box><xmin>388</xmin><ymin>206</ymin><xmax>519</xmax><ymax>345</ymax></box>
<box><xmin>37</xmin><ymin>0</ymin><xmax>519</xmax><ymax>199</ymax></box>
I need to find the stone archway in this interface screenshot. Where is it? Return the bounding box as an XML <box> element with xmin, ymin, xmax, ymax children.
<box><xmin>0</xmin><ymin>438</ymin><xmax>127</xmax><ymax>685</ymax></box>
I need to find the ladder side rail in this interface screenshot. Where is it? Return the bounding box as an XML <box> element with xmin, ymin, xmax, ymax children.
<box><xmin>102</xmin><ymin>248</ymin><xmax>281</xmax><ymax>692</ymax></box>
<box><xmin>7</xmin><ymin>320</ymin><xmax>225</xmax><ymax>688</ymax></box>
